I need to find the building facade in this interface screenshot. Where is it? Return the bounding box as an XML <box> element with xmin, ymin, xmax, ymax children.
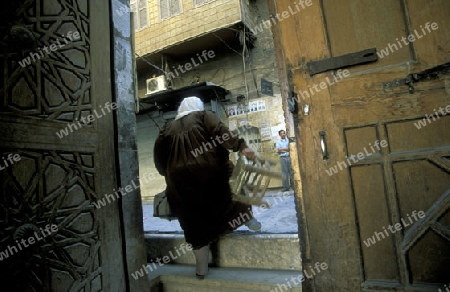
<box><xmin>133</xmin><ymin>0</ymin><xmax>293</xmax><ymax>200</ymax></box>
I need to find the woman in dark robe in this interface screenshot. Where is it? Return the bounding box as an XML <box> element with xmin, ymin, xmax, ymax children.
<box><xmin>153</xmin><ymin>96</ymin><xmax>260</xmax><ymax>279</ymax></box>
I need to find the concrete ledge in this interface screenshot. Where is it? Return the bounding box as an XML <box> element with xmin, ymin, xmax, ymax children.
<box><xmin>147</xmin><ymin>264</ymin><xmax>302</xmax><ymax>292</ymax></box>
<box><xmin>145</xmin><ymin>233</ymin><xmax>301</xmax><ymax>270</ymax></box>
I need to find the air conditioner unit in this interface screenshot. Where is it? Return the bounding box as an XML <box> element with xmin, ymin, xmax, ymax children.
<box><xmin>146</xmin><ymin>75</ymin><xmax>167</xmax><ymax>95</ymax></box>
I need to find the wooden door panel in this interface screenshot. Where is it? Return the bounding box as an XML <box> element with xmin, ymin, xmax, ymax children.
<box><xmin>407</xmin><ymin>226</ymin><xmax>450</xmax><ymax>283</ymax></box>
<box><xmin>330</xmin><ymin>72</ymin><xmax>446</xmax><ymax>100</ymax></box>
<box><xmin>344</xmin><ymin>125</ymin><xmax>380</xmax><ymax>156</ymax></box>
<box><xmin>329</xmin><ymin>69</ymin><xmax>447</xmax><ymax>105</ymax></box>
<box><xmin>348</xmin><ymin>118</ymin><xmax>450</xmax><ymax>287</ymax></box>
<box><xmin>352</xmin><ymin>164</ymin><xmax>400</xmax><ymax>281</ymax></box>
<box><xmin>0</xmin><ymin>0</ymin><xmax>126</xmax><ymax>290</ymax></box>
<box><xmin>322</xmin><ymin>0</ymin><xmax>410</xmax><ymax>70</ymax></box>
<box><xmin>333</xmin><ymin>88</ymin><xmax>450</xmax><ymax>126</ymax></box>
<box><xmin>272</xmin><ymin>0</ymin><xmax>450</xmax><ymax>291</ymax></box>
<box><xmin>0</xmin><ymin>149</ymin><xmax>102</xmax><ymax>290</ymax></box>
<box><xmin>386</xmin><ymin>117</ymin><xmax>450</xmax><ymax>153</ymax></box>
<box><xmin>406</xmin><ymin>0</ymin><xmax>450</xmax><ymax>65</ymax></box>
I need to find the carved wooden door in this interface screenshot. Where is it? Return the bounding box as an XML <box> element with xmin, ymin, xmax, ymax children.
<box><xmin>0</xmin><ymin>1</ymin><xmax>126</xmax><ymax>291</ymax></box>
<box><xmin>271</xmin><ymin>0</ymin><xmax>450</xmax><ymax>291</ymax></box>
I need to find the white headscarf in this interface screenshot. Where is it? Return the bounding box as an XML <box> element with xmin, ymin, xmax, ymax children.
<box><xmin>175</xmin><ymin>96</ymin><xmax>204</xmax><ymax>120</ymax></box>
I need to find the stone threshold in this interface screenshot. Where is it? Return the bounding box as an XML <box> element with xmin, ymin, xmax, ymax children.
<box><xmin>147</xmin><ymin>264</ymin><xmax>303</xmax><ymax>292</ymax></box>
<box><xmin>145</xmin><ymin>233</ymin><xmax>302</xmax><ymax>270</ymax></box>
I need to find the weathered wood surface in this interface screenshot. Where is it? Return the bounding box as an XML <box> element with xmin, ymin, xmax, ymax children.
<box><xmin>272</xmin><ymin>0</ymin><xmax>450</xmax><ymax>291</ymax></box>
<box><xmin>0</xmin><ymin>1</ymin><xmax>127</xmax><ymax>290</ymax></box>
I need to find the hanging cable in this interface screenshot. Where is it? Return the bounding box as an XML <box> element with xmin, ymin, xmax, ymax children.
<box><xmin>242</xmin><ymin>25</ymin><xmax>248</xmax><ymax>104</ymax></box>
<box><xmin>242</xmin><ymin>26</ymin><xmax>250</xmax><ymax>117</ymax></box>
<box><xmin>135</xmin><ymin>52</ymin><xmax>168</xmax><ymax>75</ymax></box>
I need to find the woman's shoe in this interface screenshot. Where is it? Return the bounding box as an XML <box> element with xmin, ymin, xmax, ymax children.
<box><xmin>195</xmin><ymin>267</ymin><xmax>209</xmax><ymax>280</ymax></box>
<box><xmin>193</xmin><ymin>245</ymin><xmax>209</xmax><ymax>280</ymax></box>
<box><xmin>196</xmin><ymin>273</ymin><xmax>205</xmax><ymax>280</ymax></box>
<box><xmin>245</xmin><ymin>218</ymin><xmax>262</xmax><ymax>231</ymax></box>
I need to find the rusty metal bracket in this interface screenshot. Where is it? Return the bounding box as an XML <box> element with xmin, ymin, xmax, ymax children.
<box><xmin>307</xmin><ymin>48</ymin><xmax>378</xmax><ymax>75</ymax></box>
<box><xmin>383</xmin><ymin>62</ymin><xmax>450</xmax><ymax>94</ymax></box>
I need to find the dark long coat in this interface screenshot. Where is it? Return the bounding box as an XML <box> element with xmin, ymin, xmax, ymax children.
<box><xmin>154</xmin><ymin>110</ymin><xmax>253</xmax><ymax>249</ymax></box>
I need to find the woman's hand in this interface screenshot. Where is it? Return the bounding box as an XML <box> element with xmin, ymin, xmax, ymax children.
<box><xmin>241</xmin><ymin>148</ymin><xmax>255</xmax><ymax>160</ymax></box>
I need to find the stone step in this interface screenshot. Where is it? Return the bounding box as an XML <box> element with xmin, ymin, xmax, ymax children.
<box><xmin>144</xmin><ymin>232</ymin><xmax>301</xmax><ymax>270</ymax></box>
<box><xmin>145</xmin><ymin>264</ymin><xmax>303</xmax><ymax>292</ymax></box>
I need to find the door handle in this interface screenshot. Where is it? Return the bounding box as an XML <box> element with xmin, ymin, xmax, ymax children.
<box><xmin>319</xmin><ymin>131</ymin><xmax>329</xmax><ymax>160</ymax></box>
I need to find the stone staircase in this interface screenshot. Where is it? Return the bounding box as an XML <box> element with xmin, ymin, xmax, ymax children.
<box><xmin>143</xmin><ymin>232</ymin><xmax>302</xmax><ymax>291</ymax></box>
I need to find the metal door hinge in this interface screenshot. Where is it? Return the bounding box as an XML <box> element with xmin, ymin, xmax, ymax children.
<box><xmin>383</xmin><ymin>62</ymin><xmax>450</xmax><ymax>94</ymax></box>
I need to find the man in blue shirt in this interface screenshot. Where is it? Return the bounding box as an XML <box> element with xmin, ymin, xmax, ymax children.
<box><xmin>276</xmin><ymin>130</ymin><xmax>294</xmax><ymax>191</ymax></box>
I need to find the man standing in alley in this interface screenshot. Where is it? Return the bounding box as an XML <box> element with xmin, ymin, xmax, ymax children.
<box><xmin>276</xmin><ymin>130</ymin><xmax>294</xmax><ymax>192</ymax></box>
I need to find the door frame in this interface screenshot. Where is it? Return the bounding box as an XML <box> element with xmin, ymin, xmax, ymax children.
<box><xmin>267</xmin><ymin>1</ymin><xmax>315</xmax><ymax>291</ymax></box>
<box><xmin>110</xmin><ymin>0</ymin><xmax>150</xmax><ymax>291</ymax></box>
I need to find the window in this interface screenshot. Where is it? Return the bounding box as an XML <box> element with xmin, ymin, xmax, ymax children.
<box><xmin>194</xmin><ymin>0</ymin><xmax>213</xmax><ymax>6</ymax></box>
<box><xmin>159</xmin><ymin>0</ymin><xmax>181</xmax><ymax>20</ymax></box>
<box><xmin>130</xmin><ymin>0</ymin><xmax>148</xmax><ymax>31</ymax></box>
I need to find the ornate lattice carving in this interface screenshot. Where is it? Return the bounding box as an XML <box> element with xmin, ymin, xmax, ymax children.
<box><xmin>0</xmin><ymin>1</ymin><xmax>102</xmax><ymax>290</ymax></box>
<box><xmin>0</xmin><ymin>150</ymin><xmax>101</xmax><ymax>291</ymax></box>
<box><xmin>0</xmin><ymin>0</ymin><xmax>91</xmax><ymax>123</ymax></box>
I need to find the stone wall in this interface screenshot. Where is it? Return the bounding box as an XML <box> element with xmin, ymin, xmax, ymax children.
<box><xmin>135</xmin><ymin>0</ymin><xmax>243</xmax><ymax>55</ymax></box>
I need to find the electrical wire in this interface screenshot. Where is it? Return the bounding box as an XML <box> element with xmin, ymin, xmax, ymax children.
<box><xmin>242</xmin><ymin>25</ymin><xmax>250</xmax><ymax>108</ymax></box>
<box><xmin>136</xmin><ymin>4</ymin><xmax>257</xmax><ymax>107</ymax></box>
<box><xmin>135</xmin><ymin>52</ymin><xmax>168</xmax><ymax>75</ymax></box>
